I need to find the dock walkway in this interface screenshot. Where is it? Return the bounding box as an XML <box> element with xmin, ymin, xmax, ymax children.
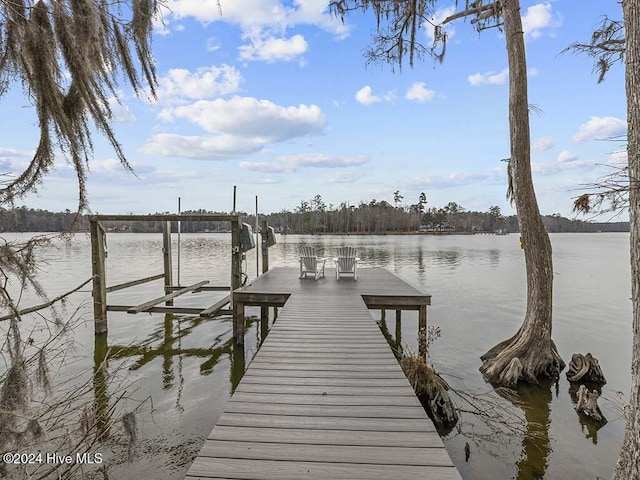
<box><xmin>185</xmin><ymin>267</ymin><xmax>461</xmax><ymax>480</ymax></box>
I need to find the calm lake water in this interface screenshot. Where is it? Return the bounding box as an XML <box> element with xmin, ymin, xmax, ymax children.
<box><xmin>0</xmin><ymin>232</ymin><xmax>631</xmax><ymax>479</ymax></box>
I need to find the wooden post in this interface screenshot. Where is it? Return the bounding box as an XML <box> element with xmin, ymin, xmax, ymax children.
<box><xmin>260</xmin><ymin>308</ymin><xmax>269</xmax><ymax>343</ymax></box>
<box><xmin>233</xmin><ymin>299</ymin><xmax>245</xmax><ymax>344</ymax></box>
<box><xmin>230</xmin><ymin>218</ymin><xmax>244</xmax><ymax>344</ymax></box>
<box><xmin>396</xmin><ymin>310</ymin><xmax>401</xmax><ymax>322</ymax></box>
<box><xmin>90</xmin><ymin>219</ymin><xmax>107</xmax><ymax>336</ymax></box>
<box><xmin>230</xmin><ymin>340</ymin><xmax>245</xmax><ymax>393</ymax></box>
<box><xmin>395</xmin><ymin>313</ymin><xmax>402</xmax><ymax>349</ymax></box>
<box><xmin>261</xmin><ymin>220</ymin><xmax>269</xmax><ymax>274</ymax></box>
<box><xmin>418</xmin><ymin>305</ymin><xmax>428</xmax><ymax>360</ymax></box>
<box><xmin>162</xmin><ymin>221</ymin><xmax>173</xmax><ymax>305</ymax></box>
<box><xmin>381</xmin><ymin>309</ymin><xmax>386</xmax><ymax>322</ymax></box>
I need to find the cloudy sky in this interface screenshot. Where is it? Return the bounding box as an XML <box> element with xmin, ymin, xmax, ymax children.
<box><xmin>0</xmin><ymin>1</ymin><xmax>628</xmax><ymax>217</ymax></box>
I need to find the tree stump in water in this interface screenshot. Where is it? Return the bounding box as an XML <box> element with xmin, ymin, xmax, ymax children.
<box><xmin>574</xmin><ymin>384</ymin><xmax>607</xmax><ymax>424</ymax></box>
<box><xmin>566</xmin><ymin>353</ymin><xmax>606</xmax><ymax>385</ymax></box>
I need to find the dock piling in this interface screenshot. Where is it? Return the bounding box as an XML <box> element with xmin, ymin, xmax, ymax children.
<box><xmin>90</xmin><ymin>219</ymin><xmax>107</xmax><ymax>335</ymax></box>
<box><xmin>162</xmin><ymin>221</ymin><xmax>173</xmax><ymax>305</ymax></box>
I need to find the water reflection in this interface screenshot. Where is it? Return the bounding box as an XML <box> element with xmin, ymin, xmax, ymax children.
<box><xmin>488</xmin><ymin>249</ymin><xmax>500</xmax><ymax>267</ymax></box>
<box><xmin>431</xmin><ymin>249</ymin><xmax>461</xmax><ymax>269</ymax></box>
<box><xmin>93</xmin><ymin>335</ymin><xmax>111</xmax><ymax>441</ymax></box>
<box><xmin>104</xmin><ymin>313</ymin><xmax>266</xmax><ymax>403</ymax></box>
<box><xmin>498</xmin><ymin>379</ymin><xmax>553</xmax><ymax>480</ymax></box>
<box><xmin>568</xmin><ymin>382</ymin><xmax>607</xmax><ymax>444</ymax></box>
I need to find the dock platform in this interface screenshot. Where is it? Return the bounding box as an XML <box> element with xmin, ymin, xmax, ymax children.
<box><xmin>185</xmin><ymin>267</ymin><xmax>461</xmax><ymax>480</ymax></box>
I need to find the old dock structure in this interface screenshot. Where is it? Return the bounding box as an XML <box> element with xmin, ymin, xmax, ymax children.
<box><xmin>89</xmin><ymin>214</ymin><xmax>268</xmax><ymax>339</ymax></box>
<box><xmin>186</xmin><ymin>267</ymin><xmax>461</xmax><ymax>480</ymax></box>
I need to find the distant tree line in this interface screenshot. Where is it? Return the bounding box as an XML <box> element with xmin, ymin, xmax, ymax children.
<box><xmin>0</xmin><ymin>199</ymin><xmax>629</xmax><ymax>234</ymax></box>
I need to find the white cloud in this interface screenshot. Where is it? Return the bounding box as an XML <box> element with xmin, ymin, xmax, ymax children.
<box><xmin>240</xmin><ymin>153</ymin><xmax>367</xmax><ymax>173</ymax></box>
<box><xmin>424</xmin><ymin>6</ymin><xmax>456</xmax><ymax>43</ymax></box>
<box><xmin>572</xmin><ymin>116</ymin><xmax>627</xmax><ymax>142</ymax></box>
<box><xmin>609</xmin><ymin>150</ymin><xmax>628</xmax><ymax>167</ymax></box>
<box><xmin>159</xmin><ymin>96</ymin><xmax>326</xmax><ymax>141</ymax></box>
<box><xmin>531</xmin><ymin>136</ymin><xmax>554</xmax><ymax>151</ymax></box>
<box><xmin>356</xmin><ymin>86</ymin><xmax>379</xmax><ymax>105</ymax></box>
<box><xmin>468</xmin><ymin>68</ymin><xmax>509</xmax><ymax>86</ymax></box>
<box><xmin>468</xmin><ymin>67</ymin><xmax>539</xmax><ymax>86</ymax></box>
<box><xmin>147</xmin><ymin>97</ymin><xmax>326</xmax><ymax>159</ymax></box>
<box><xmin>238</xmin><ymin>161</ymin><xmax>293</xmax><ymax>173</ymax></box>
<box><xmin>0</xmin><ymin>148</ymin><xmax>32</xmax><ymax>157</ymax></box>
<box><xmin>355</xmin><ymin>86</ymin><xmax>394</xmax><ymax>106</ymax></box>
<box><xmin>278</xmin><ymin>153</ymin><xmax>367</xmax><ymax>168</ymax></box>
<box><xmin>107</xmin><ymin>97</ymin><xmax>136</xmax><ymax>123</ymax></box>
<box><xmin>165</xmin><ymin>0</ymin><xmax>349</xmax><ymax>38</ymax></box>
<box><xmin>140</xmin><ymin>133</ymin><xmax>266</xmax><ymax>159</ymax></box>
<box><xmin>206</xmin><ymin>37</ymin><xmax>221</xmax><ymax>52</ymax></box>
<box><xmin>329</xmin><ymin>171</ymin><xmax>364</xmax><ymax>184</ymax></box>
<box><xmin>157</xmin><ymin>65</ymin><xmax>242</xmax><ymax>103</ymax></box>
<box><xmin>522</xmin><ymin>3</ymin><xmax>562</xmax><ymax>39</ymax></box>
<box><xmin>405</xmin><ymin>82</ymin><xmax>436</xmax><ymax>102</ymax></box>
<box><xmin>557</xmin><ymin>150</ymin><xmax>577</xmax><ymax>163</ymax></box>
<box><xmin>406</xmin><ymin>166</ymin><xmax>506</xmax><ymax>189</ymax></box>
<box><xmin>239</xmin><ymin>34</ymin><xmax>308</xmax><ymax>62</ymax></box>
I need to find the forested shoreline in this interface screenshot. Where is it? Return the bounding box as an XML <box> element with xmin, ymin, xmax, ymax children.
<box><xmin>0</xmin><ymin>201</ymin><xmax>629</xmax><ymax>234</ymax></box>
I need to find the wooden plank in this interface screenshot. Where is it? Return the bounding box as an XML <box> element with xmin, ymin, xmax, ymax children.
<box><xmin>247</xmin><ymin>363</ymin><xmax>401</xmax><ymax>372</ymax></box>
<box><xmin>198</xmin><ymin>440</ymin><xmax>454</xmax><ymax>466</ymax></box>
<box><xmin>229</xmin><ymin>392</ymin><xmax>421</xmax><ymax>407</ymax></box>
<box><xmin>208</xmin><ymin>425</ymin><xmax>442</xmax><ymax>447</ymax></box>
<box><xmin>239</xmin><ymin>376</ymin><xmax>410</xmax><ymax>387</ymax></box>
<box><xmin>241</xmin><ymin>370</ymin><xmax>401</xmax><ymax>379</ymax></box>
<box><xmin>166</xmin><ymin>285</ymin><xmax>230</xmax><ymax>292</ymax></box>
<box><xmin>186</xmin><ymin>457</ymin><xmax>462</xmax><ymax>480</ymax></box>
<box><xmin>105</xmin><ymin>273</ymin><xmax>165</xmax><ymax>293</ymax></box>
<box><xmin>234</xmin><ymin>384</ymin><xmax>415</xmax><ymax>397</ymax></box>
<box><xmin>249</xmin><ymin>357</ymin><xmax>394</xmax><ymax>365</ymax></box>
<box><xmin>126</xmin><ymin>280</ymin><xmax>209</xmax><ymax>313</ymax></box>
<box><xmin>254</xmin><ymin>351</ymin><xmax>392</xmax><ymax>359</ymax></box>
<box><xmin>216</xmin><ymin>413</ymin><xmax>436</xmax><ymax>432</ymax></box>
<box><xmin>224</xmin><ymin>402</ymin><xmax>428</xmax><ymax>419</ymax></box>
<box><xmin>200</xmin><ymin>295</ymin><xmax>230</xmax><ymax>317</ymax></box>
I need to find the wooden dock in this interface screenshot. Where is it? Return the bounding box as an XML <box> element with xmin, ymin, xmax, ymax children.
<box><xmin>185</xmin><ymin>267</ymin><xmax>461</xmax><ymax>480</ymax></box>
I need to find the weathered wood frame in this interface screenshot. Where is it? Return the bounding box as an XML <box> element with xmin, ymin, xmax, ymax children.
<box><xmin>89</xmin><ymin>214</ymin><xmax>246</xmax><ymax>337</ymax></box>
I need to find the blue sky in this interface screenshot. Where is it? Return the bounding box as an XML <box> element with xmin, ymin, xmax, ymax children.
<box><xmin>0</xmin><ymin>1</ymin><xmax>629</xmax><ymax>218</ymax></box>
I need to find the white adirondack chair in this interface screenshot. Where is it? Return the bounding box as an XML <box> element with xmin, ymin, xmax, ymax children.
<box><xmin>335</xmin><ymin>246</ymin><xmax>358</xmax><ymax>280</ymax></box>
<box><xmin>298</xmin><ymin>246</ymin><xmax>326</xmax><ymax>279</ymax></box>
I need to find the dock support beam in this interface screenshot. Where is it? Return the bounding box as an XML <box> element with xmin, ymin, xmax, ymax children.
<box><xmin>231</xmin><ymin>219</ymin><xmax>244</xmax><ymax>344</ymax></box>
<box><xmin>90</xmin><ymin>219</ymin><xmax>107</xmax><ymax>336</ymax></box>
<box><xmin>162</xmin><ymin>221</ymin><xmax>173</xmax><ymax>305</ymax></box>
<box><xmin>418</xmin><ymin>305</ymin><xmax>427</xmax><ymax>360</ymax></box>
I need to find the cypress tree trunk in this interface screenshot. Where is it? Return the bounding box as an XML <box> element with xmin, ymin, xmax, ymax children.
<box><xmin>612</xmin><ymin>1</ymin><xmax>640</xmax><ymax>477</ymax></box>
<box><xmin>479</xmin><ymin>0</ymin><xmax>564</xmax><ymax>386</ymax></box>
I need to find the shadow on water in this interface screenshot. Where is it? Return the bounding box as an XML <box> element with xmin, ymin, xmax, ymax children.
<box><xmin>496</xmin><ymin>378</ymin><xmax>553</xmax><ymax>480</ymax></box>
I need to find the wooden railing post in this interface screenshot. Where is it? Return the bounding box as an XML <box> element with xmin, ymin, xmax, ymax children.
<box><xmin>261</xmin><ymin>220</ymin><xmax>269</xmax><ymax>274</ymax></box>
<box><xmin>162</xmin><ymin>221</ymin><xmax>173</xmax><ymax>305</ymax></box>
<box><xmin>90</xmin><ymin>219</ymin><xmax>107</xmax><ymax>335</ymax></box>
<box><xmin>231</xmin><ymin>218</ymin><xmax>244</xmax><ymax>344</ymax></box>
